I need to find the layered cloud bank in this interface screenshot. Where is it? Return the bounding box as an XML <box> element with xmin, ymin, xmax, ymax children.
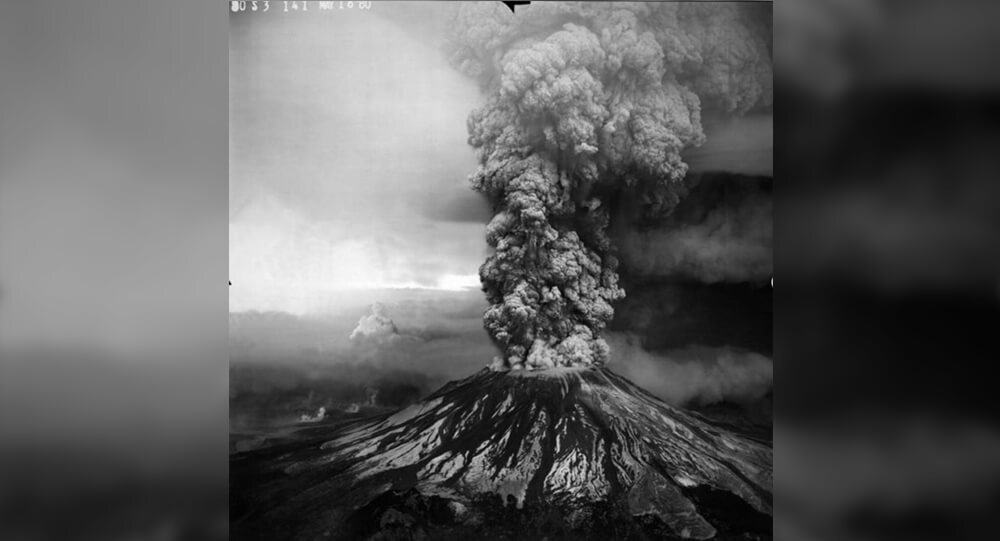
<box><xmin>607</xmin><ymin>333</ymin><xmax>773</xmax><ymax>407</ymax></box>
<box><xmin>618</xmin><ymin>174</ymin><xmax>772</xmax><ymax>284</ymax></box>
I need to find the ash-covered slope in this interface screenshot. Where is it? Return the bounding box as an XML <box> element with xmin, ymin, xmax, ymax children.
<box><xmin>231</xmin><ymin>368</ymin><xmax>772</xmax><ymax>540</ymax></box>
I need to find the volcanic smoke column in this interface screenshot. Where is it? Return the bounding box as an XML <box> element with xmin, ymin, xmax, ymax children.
<box><xmin>447</xmin><ymin>3</ymin><xmax>771</xmax><ymax>370</ymax></box>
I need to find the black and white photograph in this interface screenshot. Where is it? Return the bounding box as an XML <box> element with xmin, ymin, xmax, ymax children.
<box><xmin>7</xmin><ymin>1</ymin><xmax>1000</xmax><ymax>540</ymax></box>
<box><xmin>229</xmin><ymin>2</ymin><xmax>773</xmax><ymax>539</ymax></box>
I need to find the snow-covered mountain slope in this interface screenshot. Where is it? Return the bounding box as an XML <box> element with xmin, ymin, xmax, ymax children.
<box><xmin>231</xmin><ymin>367</ymin><xmax>772</xmax><ymax>540</ymax></box>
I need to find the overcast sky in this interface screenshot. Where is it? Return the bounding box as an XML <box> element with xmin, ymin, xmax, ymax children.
<box><xmin>229</xmin><ymin>4</ymin><xmax>489</xmax><ymax>314</ymax></box>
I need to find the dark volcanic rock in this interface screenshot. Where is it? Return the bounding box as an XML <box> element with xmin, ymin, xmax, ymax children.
<box><xmin>231</xmin><ymin>368</ymin><xmax>772</xmax><ymax>540</ymax></box>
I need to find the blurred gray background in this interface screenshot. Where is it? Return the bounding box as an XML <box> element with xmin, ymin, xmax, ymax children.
<box><xmin>0</xmin><ymin>1</ymin><xmax>228</xmax><ymax>539</ymax></box>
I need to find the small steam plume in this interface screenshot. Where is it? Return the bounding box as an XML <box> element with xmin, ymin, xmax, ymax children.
<box><xmin>299</xmin><ymin>406</ymin><xmax>327</xmax><ymax>423</ymax></box>
<box><xmin>447</xmin><ymin>3</ymin><xmax>771</xmax><ymax>369</ymax></box>
<box><xmin>365</xmin><ymin>385</ymin><xmax>379</xmax><ymax>406</ymax></box>
<box><xmin>349</xmin><ymin>302</ymin><xmax>400</xmax><ymax>344</ymax></box>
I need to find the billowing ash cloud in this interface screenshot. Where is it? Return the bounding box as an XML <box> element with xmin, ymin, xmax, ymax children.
<box><xmin>446</xmin><ymin>3</ymin><xmax>771</xmax><ymax>370</ymax></box>
<box><xmin>607</xmin><ymin>333</ymin><xmax>772</xmax><ymax>407</ymax></box>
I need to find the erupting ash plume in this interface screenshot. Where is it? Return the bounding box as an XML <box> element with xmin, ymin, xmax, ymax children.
<box><xmin>447</xmin><ymin>3</ymin><xmax>771</xmax><ymax>370</ymax></box>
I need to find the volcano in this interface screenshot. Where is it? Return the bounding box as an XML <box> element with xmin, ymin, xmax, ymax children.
<box><xmin>231</xmin><ymin>368</ymin><xmax>772</xmax><ymax>540</ymax></box>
